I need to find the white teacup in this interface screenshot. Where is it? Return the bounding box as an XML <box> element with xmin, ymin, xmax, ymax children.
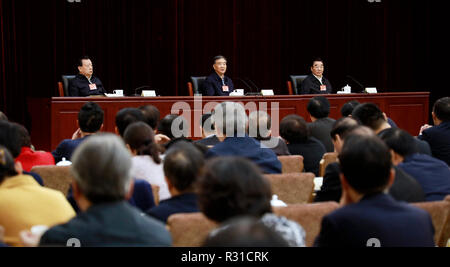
<box><xmin>113</xmin><ymin>90</ymin><xmax>124</xmax><ymax>96</ymax></box>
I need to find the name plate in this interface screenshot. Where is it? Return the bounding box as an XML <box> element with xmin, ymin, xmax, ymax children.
<box><xmin>142</xmin><ymin>90</ymin><xmax>156</xmax><ymax>97</ymax></box>
<box><xmin>365</xmin><ymin>88</ymin><xmax>378</xmax><ymax>94</ymax></box>
<box><xmin>261</xmin><ymin>90</ymin><xmax>274</xmax><ymax>96</ymax></box>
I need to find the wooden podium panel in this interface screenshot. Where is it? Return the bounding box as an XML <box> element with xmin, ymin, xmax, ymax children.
<box><xmin>28</xmin><ymin>92</ymin><xmax>430</xmax><ymax>151</ymax></box>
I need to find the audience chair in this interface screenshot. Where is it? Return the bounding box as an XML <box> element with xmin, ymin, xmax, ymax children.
<box><xmin>58</xmin><ymin>75</ymin><xmax>76</xmax><ymax>97</ymax></box>
<box><xmin>151</xmin><ymin>184</ymin><xmax>160</xmax><ymax>206</ymax></box>
<box><xmin>187</xmin><ymin>76</ymin><xmax>207</xmax><ymax>96</ymax></box>
<box><xmin>287</xmin><ymin>75</ymin><xmax>308</xmax><ymax>95</ymax></box>
<box><xmin>413</xmin><ymin>197</ymin><xmax>450</xmax><ymax>247</ymax></box>
<box><xmin>265</xmin><ymin>173</ymin><xmax>316</xmax><ymax>204</ymax></box>
<box><xmin>274</xmin><ymin>202</ymin><xmax>340</xmax><ymax>247</ymax></box>
<box><xmin>30</xmin><ymin>166</ymin><xmax>73</xmax><ymax>196</ymax></box>
<box><xmin>319</xmin><ymin>152</ymin><xmax>339</xmax><ymax>177</ymax></box>
<box><xmin>278</xmin><ymin>155</ymin><xmax>304</xmax><ymax>173</ymax></box>
<box><xmin>167</xmin><ymin>213</ymin><xmax>218</xmax><ymax>247</ymax></box>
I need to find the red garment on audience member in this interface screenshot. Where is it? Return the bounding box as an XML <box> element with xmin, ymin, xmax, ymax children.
<box><xmin>15</xmin><ymin>147</ymin><xmax>55</xmax><ymax>172</ymax></box>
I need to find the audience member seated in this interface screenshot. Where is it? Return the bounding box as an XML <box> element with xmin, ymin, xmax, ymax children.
<box><xmin>205</xmin><ymin>102</ymin><xmax>282</xmax><ymax>174</ymax></box>
<box><xmin>352</xmin><ymin>103</ymin><xmax>430</xmax><ymax>155</ymax></box>
<box><xmin>306</xmin><ymin>96</ymin><xmax>336</xmax><ymax>152</ymax></box>
<box><xmin>419</xmin><ymin>97</ymin><xmax>450</xmax><ymax>166</ymax></box>
<box><xmin>146</xmin><ymin>141</ymin><xmax>203</xmax><ymax>223</ymax></box>
<box><xmin>198</xmin><ymin>157</ymin><xmax>306</xmax><ymax>247</ymax></box>
<box><xmin>280</xmin><ymin>115</ymin><xmax>325</xmax><ymax>176</ymax></box>
<box><xmin>115</xmin><ymin>107</ymin><xmax>146</xmax><ymax>137</ymax></box>
<box><xmin>14</xmin><ymin>123</ymin><xmax>55</xmax><ymax>172</ymax></box>
<box><xmin>0</xmin><ymin>121</ymin><xmax>43</xmax><ymax>185</ymax></box>
<box><xmin>203</xmin><ymin>217</ymin><xmax>289</xmax><ymax>247</ymax></box>
<box><xmin>52</xmin><ymin>102</ymin><xmax>104</xmax><ymax>163</ymax></box>
<box><xmin>139</xmin><ymin>105</ymin><xmax>161</xmax><ymax>131</ymax></box>
<box><xmin>21</xmin><ymin>134</ymin><xmax>171</xmax><ymax>247</ymax></box>
<box><xmin>314</xmin><ymin>134</ymin><xmax>435</xmax><ymax>247</ymax></box>
<box><xmin>0</xmin><ymin>111</ymin><xmax>7</xmax><ymax>121</ymax></box>
<box><xmin>248</xmin><ymin>111</ymin><xmax>291</xmax><ymax>156</ymax></box>
<box><xmin>124</xmin><ymin>122</ymin><xmax>170</xmax><ymax>201</ymax></box>
<box><xmin>314</xmin><ymin>119</ymin><xmax>425</xmax><ymax>203</ymax></box>
<box><xmin>379</xmin><ymin>128</ymin><xmax>450</xmax><ymax>202</ymax></box>
<box><xmin>0</xmin><ymin>146</ymin><xmax>75</xmax><ymax>246</ymax></box>
<box><xmin>194</xmin><ymin>113</ymin><xmax>220</xmax><ymax>147</ymax></box>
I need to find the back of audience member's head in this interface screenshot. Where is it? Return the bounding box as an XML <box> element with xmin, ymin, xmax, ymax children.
<box><xmin>330</xmin><ymin>117</ymin><xmax>360</xmax><ymax>141</ymax></box>
<box><xmin>433</xmin><ymin>97</ymin><xmax>450</xmax><ymax>123</ymax></box>
<box><xmin>0</xmin><ymin>146</ymin><xmax>18</xmax><ymax>183</ymax></box>
<box><xmin>378</xmin><ymin>128</ymin><xmax>419</xmax><ymax>158</ymax></box>
<box><xmin>248</xmin><ymin>111</ymin><xmax>272</xmax><ymax>140</ymax></box>
<box><xmin>115</xmin><ymin>108</ymin><xmax>145</xmax><ymax>137</ymax></box>
<box><xmin>203</xmin><ymin>217</ymin><xmax>290</xmax><ymax>247</ymax></box>
<box><xmin>123</xmin><ymin>122</ymin><xmax>161</xmax><ymax>164</ymax></box>
<box><xmin>341</xmin><ymin>100</ymin><xmax>360</xmax><ymax>117</ymax></box>
<box><xmin>351</xmin><ymin>103</ymin><xmax>386</xmax><ymax>131</ymax></box>
<box><xmin>163</xmin><ymin>141</ymin><xmax>204</xmax><ymax>193</ymax></box>
<box><xmin>212</xmin><ymin>102</ymin><xmax>248</xmax><ymax>137</ymax></box>
<box><xmin>339</xmin><ymin>134</ymin><xmax>393</xmax><ymax>195</ymax></box>
<box><xmin>280</xmin><ymin>115</ymin><xmax>309</xmax><ymax>144</ymax></box>
<box><xmin>198</xmin><ymin>157</ymin><xmax>272</xmax><ymax>223</ymax></box>
<box><xmin>157</xmin><ymin>114</ymin><xmax>188</xmax><ymax>140</ymax></box>
<box><xmin>139</xmin><ymin>105</ymin><xmax>160</xmax><ymax>130</ymax></box>
<box><xmin>307</xmin><ymin>96</ymin><xmax>330</xmax><ymax>119</ymax></box>
<box><xmin>0</xmin><ymin>121</ymin><xmax>21</xmax><ymax>158</ymax></box>
<box><xmin>201</xmin><ymin>113</ymin><xmax>215</xmax><ymax>137</ymax></box>
<box><xmin>78</xmin><ymin>102</ymin><xmax>104</xmax><ymax>134</ymax></box>
<box><xmin>0</xmin><ymin>111</ymin><xmax>8</xmax><ymax>122</ymax></box>
<box><xmin>70</xmin><ymin>134</ymin><xmax>133</xmax><ymax>205</ymax></box>
<box><xmin>13</xmin><ymin>123</ymin><xmax>32</xmax><ymax>148</ymax></box>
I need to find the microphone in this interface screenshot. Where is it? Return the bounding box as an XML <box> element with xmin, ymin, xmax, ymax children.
<box><xmin>236</xmin><ymin>78</ymin><xmax>254</xmax><ymax>95</ymax></box>
<box><xmin>133</xmin><ymin>85</ymin><xmax>151</xmax><ymax>96</ymax></box>
<box><xmin>346</xmin><ymin>75</ymin><xmax>365</xmax><ymax>93</ymax></box>
<box><xmin>245</xmin><ymin>78</ymin><xmax>263</xmax><ymax>96</ymax></box>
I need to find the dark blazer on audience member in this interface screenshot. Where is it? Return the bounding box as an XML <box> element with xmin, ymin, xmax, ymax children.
<box><xmin>203</xmin><ymin>72</ymin><xmax>234</xmax><ymax>96</ymax></box>
<box><xmin>307</xmin><ymin>118</ymin><xmax>336</xmax><ymax>153</ymax></box>
<box><xmin>194</xmin><ymin>135</ymin><xmax>221</xmax><ymax>147</ymax></box>
<box><xmin>39</xmin><ymin>201</ymin><xmax>171</xmax><ymax>247</ymax></box>
<box><xmin>287</xmin><ymin>138</ymin><xmax>326</xmax><ymax>176</ymax></box>
<box><xmin>419</xmin><ymin>121</ymin><xmax>450</xmax><ymax>166</ymax></box>
<box><xmin>52</xmin><ymin>136</ymin><xmax>90</xmax><ymax>163</ymax></box>
<box><xmin>258</xmin><ymin>137</ymin><xmax>291</xmax><ymax>156</ymax></box>
<box><xmin>314</xmin><ymin>193</ymin><xmax>435</xmax><ymax>247</ymax></box>
<box><xmin>398</xmin><ymin>153</ymin><xmax>450</xmax><ymax>202</ymax></box>
<box><xmin>314</xmin><ymin>163</ymin><xmax>425</xmax><ymax>203</ymax></box>
<box><xmin>206</xmin><ymin>136</ymin><xmax>282</xmax><ymax>174</ymax></box>
<box><xmin>300</xmin><ymin>74</ymin><xmax>333</xmax><ymax>95</ymax></box>
<box><xmin>146</xmin><ymin>193</ymin><xmax>199</xmax><ymax>224</ymax></box>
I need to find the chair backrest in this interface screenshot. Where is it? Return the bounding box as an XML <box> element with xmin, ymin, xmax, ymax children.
<box><xmin>278</xmin><ymin>155</ymin><xmax>304</xmax><ymax>173</ymax></box>
<box><xmin>412</xmin><ymin>198</ymin><xmax>450</xmax><ymax>247</ymax></box>
<box><xmin>289</xmin><ymin>75</ymin><xmax>308</xmax><ymax>95</ymax></box>
<box><xmin>189</xmin><ymin>76</ymin><xmax>207</xmax><ymax>96</ymax></box>
<box><xmin>61</xmin><ymin>75</ymin><xmax>76</xmax><ymax>97</ymax></box>
<box><xmin>274</xmin><ymin>202</ymin><xmax>340</xmax><ymax>247</ymax></box>
<box><xmin>167</xmin><ymin>213</ymin><xmax>218</xmax><ymax>247</ymax></box>
<box><xmin>319</xmin><ymin>152</ymin><xmax>338</xmax><ymax>177</ymax></box>
<box><xmin>265</xmin><ymin>173</ymin><xmax>316</xmax><ymax>204</ymax></box>
<box><xmin>30</xmin><ymin>166</ymin><xmax>73</xmax><ymax>196</ymax></box>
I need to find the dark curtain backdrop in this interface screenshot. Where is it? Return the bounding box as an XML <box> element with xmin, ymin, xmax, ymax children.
<box><xmin>0</xmin><ymin>0</ymin><xmax>447</xmax><ymax>125</ymax></box>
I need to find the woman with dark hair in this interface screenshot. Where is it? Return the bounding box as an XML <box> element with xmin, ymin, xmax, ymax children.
<box><xmin>124</xmin><ymin>122</ymin><xmax>170</xmax><ymax>201</ymax></box>
<box><xmin>198</xmin><ymin>157</ymin><xmax>306</xmax><ymax>247</ymax></box>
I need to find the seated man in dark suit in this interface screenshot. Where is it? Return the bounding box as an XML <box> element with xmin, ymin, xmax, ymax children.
<box><xmin>352</xmin><ymin>103</ymin><xmax>431</xmax><ymax>155</ymax></box>
<box><xmin>315</xmin><ymin>134</ymin><xmax>435</xmax><ymax>247</ymax></box>
<box><xmin>419</xmin><ymin>97</ymin><xmax>450</xmax><ymax>166</ymax></box>
<box><xmin>22</xmin><ymin>134</ymin><xmax>171</xmax><ymax>247</ymax></box>
<box><xmin>194</xmin><ymin>113</ymin><xmax>220</xmax><ymax>147</ymax></box>
<box><xmin>206</xmin><ymin>102</ymin><xmax>282</xmax><ymax>174</ymax></box>
<box><xmin>306</xmin><ymin>96</ymin><xmax>336</xmax><ymax>152</ymax></box>
<box><xmin>146</xmin><ymin>142</ymin><xmax>203</xmax><ymax>223</ymax></box>
<box><xmin>300</xmin><ymin>58</ymin><xmax>333</xmax><ymax>95</ymax></box>
<box><xmin>379</xmin><ymin>128</ymin><xmax>450</xmax><ymax>202</ymax></box>
<box><xmin>203</xmin><ymin>55</ymin><xmax>234</xmax><ymax>96</ymax></box>
<box><xmin>52</xmin><ymin>102</ymin><xmax>104</xmax><ymax>163</ymax></box>
<box><xmin>69</xmin><ymin>56</ymin><xmax>106</xmax><ymax>97</ymax></box>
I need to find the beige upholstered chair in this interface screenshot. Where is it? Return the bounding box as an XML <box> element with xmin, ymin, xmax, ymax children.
<box><xmin>30</xmin><ymin>166</ymin><xmax>73</xmax><ymax>196</ymax></box>
<box><xmin>277</xmin><ymin>155</ymin><xmax>304</xmax><ymax>173</ymax></box>
<box><xmin>413</xmin><ymin>197</ymin><xmax>450</xmax><ymax>247</ymax></box>
<box><xmin>319</xmin><ymin>152</ymin><xmax>338</xmax><ymax>177</ymax></box>
<box><xmin>167</xmin><ymin>213</ymin><xmax>218</xmax><ymax>247</ymax></box>
<box><xmin>265</xmin><ymin>173</ymin><xmax>315</xmax><ymax>204</ymax></box>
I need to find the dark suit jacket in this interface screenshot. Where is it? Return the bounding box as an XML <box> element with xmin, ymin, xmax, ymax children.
<box><xmin>69</xmin><ymin>74</ymin><xmax>106</xmax><ymax>97</ymax></box>
<box><xmin>307</xmin><ymin>118</ymin><xmax>336</xmax><ymax>153</ymax></box>
<box><xmin>206</xmin><ymin>136</ymin><xmax>282</xmax><ymax>174</ymax></box>
<box><xmin>399</xmin><ymin>153</ymin><xmax>450</xmax><ymax>202</ymax></box>
<box><xmin>39</xmin><ymin>201</ymin><xmax>171</xmax><ymax>247</ymax></box>
<box><xmin>203</xmin><ymin>72</ymin><xmax>234</xmax><ymax>96</ymax></box>
<box><xmin>257</xmin><ymin>137</ymin><xmax>291</xmax><ymax>156</ymax></box>
<box><xmin>300</xmin><ymin>74</ymin><xmax>333</xmax><ymax>95</ymax></box>
<box><xmin>146</xmin><ymin>193</ymin><xmax>199</xmax><ymax>224</ymax></box>
<box><xmin>314</xmin><ymin>163</ymin><xmax>426</xmax><ymax>203</ymax></box>
<box><xmin>287</xmin><ymin>138</ymin><xmax>326</xmax><ymax>176</ymax></box>
<box><xmin>52</xmin><ymin>136</ymin><xmax>90</xmax><ymax>163</ymax></box>
<box><xmin>195</xmin><ymin>135</ymin><xmax>221</xmax><ymax>147</ymax></box>
<box><xmin>419</xmin><ymin>121</ymin><xmax>450</xmax><ymax>166</ymax></box>
<box><xmin>314</xmin><ymin>194</ymin><xmax>435</xmax><ymax>247</ymax></box>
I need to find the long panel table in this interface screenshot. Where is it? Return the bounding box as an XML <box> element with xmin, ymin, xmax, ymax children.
<box><xmin>28</xmin><ymin>92</ymin><xmax>430</xmax><ymax>151</ymax></box>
